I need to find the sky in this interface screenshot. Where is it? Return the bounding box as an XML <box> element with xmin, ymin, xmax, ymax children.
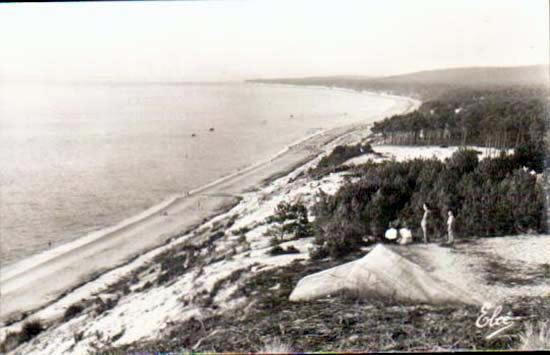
<box><xmin>0</xmin><ymin>0</ymin><xmax>548</xmax><ymax>82</ymax></box>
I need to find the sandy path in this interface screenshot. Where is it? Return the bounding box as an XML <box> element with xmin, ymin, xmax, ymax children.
<box><xmin>391</xmin><ymin>235</ymin><xmax>550</xmax><ymax>306</ymax></box>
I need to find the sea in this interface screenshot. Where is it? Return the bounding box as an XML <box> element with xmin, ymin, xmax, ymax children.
<box><xmin>0</xmin><ymin>82</ymin><xmax>399</xmax><ymax>266</ymax></box>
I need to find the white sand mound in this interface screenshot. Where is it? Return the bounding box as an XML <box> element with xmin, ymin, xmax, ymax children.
<box><xmin>289</xmin><ymin>244</ymin><xmax>482</xmax><ymax>306</ymax></box>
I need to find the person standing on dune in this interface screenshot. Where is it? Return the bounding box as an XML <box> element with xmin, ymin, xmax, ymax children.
<box><xmin>421</xmin><ymin>203</ymin><xmax>431</xmax><ymax>243</ymax></box>
<box><xmin>447</xmin><ymin>210</ymin><xmax>455</xmax><ymax>244</ymax></box>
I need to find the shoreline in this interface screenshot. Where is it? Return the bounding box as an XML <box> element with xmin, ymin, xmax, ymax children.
<box><xmin>0</xmin><ymin>88</ymin><xmax>419</xmax><ymax>324</ymax></box>
<box><xmin>0</xmin><ymin>126</ymin><xmax>328</xmax><ymax>282</ymax></box>
<box><xmin>0</xmin><ymin>83</ymin><xmax>418</xmax><ymax>271</ymax></box>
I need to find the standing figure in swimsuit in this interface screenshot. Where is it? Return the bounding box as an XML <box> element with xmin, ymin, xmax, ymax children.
<box><xmin>421</xmin><ymin>203</ymin><xmax>431</xmax><ymax>243</ymax></box>
<box><xmin>447</xmin><ymin>210</ymin><xmax>455</xmax><ymax>244</ymax></box>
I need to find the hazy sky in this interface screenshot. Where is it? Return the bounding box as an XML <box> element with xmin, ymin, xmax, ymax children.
<box><xmin>0</xmin><ymin>0</ymin><xmax>548</xmax><ymax>82</ymax></box>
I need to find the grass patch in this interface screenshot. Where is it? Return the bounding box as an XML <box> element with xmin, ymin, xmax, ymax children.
<box><xmin>260</xmin><ymin>338</ymin><xmax>293</xmax><ymax>353</ymax></box>
<box><xmin>102</xmin><ymin>250</ymin><xmax>550</xmax><ymax>353</ymax></box>
<box><xmin>484</xmin><ymin>258</ymin><xmax>550</xmax><ymax>287</ymax></box>
<box><xmin>519</xmin><ymin>321</ymin><xmax>550</xmax><ymax>350</ymax></box>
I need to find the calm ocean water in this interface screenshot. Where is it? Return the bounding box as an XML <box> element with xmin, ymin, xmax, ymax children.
<box><xmin>0</xmin><ymin>82</ymin><xmax>398</xmax><ymax>266</ymax></box>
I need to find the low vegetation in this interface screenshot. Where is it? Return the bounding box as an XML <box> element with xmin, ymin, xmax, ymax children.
<box><xmin>519</xmin><ymin>321</ymin><xmax>550</xmax><ymax>350</ymax></box>
<box><xmin>63</xmin><ymin>304</ymin><xmax>84</xmax><ymax>322</ymax></box>
<box><xmin>268</xmin><ymin>245</ymin><xmax>300</xmax><ymax>256</ymax></box>
<box><xmin>0</xmin><ymin>320</ymin><xmax>45</xmax><ymax>353</ymax></box>
<box><xmin>103</xmin><ymin>254</ymin><xmax>550</xmax><ymax>352</ymax></box>
<box><xmin>309</xmin><ymin>143</ymin><xmax>374</xmax><ymax>177</ymax></box>
<box><xmin>264</xmin><ymin>201</ymin><xmax>314</xmax><ymax>244</ymax></box>
<box><xmin>311</xmin><ymin>148</ymin><xmax>546</xmax><ymax>258</ymax></box>
<box><xmin>260</xmin><ymin>338</ymin><xmax>293</xmax><ymax>354</ymax></box>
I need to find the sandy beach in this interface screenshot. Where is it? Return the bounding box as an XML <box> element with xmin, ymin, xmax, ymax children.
<box><xmin>0</xmin><ymin>91</ymin><xmax>419</xmax><ymax>324</ymax></box>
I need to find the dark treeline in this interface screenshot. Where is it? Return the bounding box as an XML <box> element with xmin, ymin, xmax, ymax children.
<box><xmin>371</xmin><ymin>88</ymin><xmax>548</xmax><ymax>172</ymax></box>
<box><xmin>251</xmin><ymin>67</ymin><xmax>549</xmax><ymax>172</ymax></box>
<box><xmin>311</xmin><ymin>149</ymin><xmax>546</xmax><ymax>259</ymax></box>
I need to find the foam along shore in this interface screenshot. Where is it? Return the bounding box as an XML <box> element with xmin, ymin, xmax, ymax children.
<box><xmin>0</xmin><ymin>91</ymin><xmax>419</xmax><ymax>324</ymax></box>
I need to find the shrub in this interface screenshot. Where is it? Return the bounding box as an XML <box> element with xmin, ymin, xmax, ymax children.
<box><xmin>0</xmin><ymin>332</ymin><xmax>20</xmax><ymax>353</ymax></box>
<box><xmin>232</xmin><ymin>226</ymin><xmax>250</xmax><ymax>236</ymax></box>
<box><xmin>157</xmin><ymin>246</ymin><xmax>202</xmax><ymax>285</ymax></box>
<box><xmin>309</xmin><ymin>244</ymin><xmax>330</xmax><ymax>260</ymax></box>
<box><xmin>311</xmin><ymin>143</ymin><xmax>373</xmax><ymax>177</ymax></box>
<box><xmin>225</xmin><ymin>215</ymin><xmax>238</xmax><ymax>229</ymax></box>
<box><xmin>268</xmin><ymin>245</ymin><xmax>300</xmax><ymax>256</ymax></box>
<box><xmin>96</xmin><ymin>297</ymin><xmax>119</xmax><ymax>315</ymax></box>
<box><xmin>208</xmin><ymin>231</ymin><xmax>225</xmax><ymax>243</ymax></box>
<box><xmin>73</xmin><ymin>331</ymin><xmax>84</xmax><ymax>344</ymax></box>
<box><xmin>19</xmin><ymin>320</ymin><xmax>44</xmax><ymax>343</ymax></box>
<box><xmin>446</xmin><ymin>148</ymin><xmax>479</xmax><ymax>175</ymax></box>
<box><xmin>268</xmin><ymin>245</ymin><xmax>285</xmax><ymax>255</ymax></box>
<box><xmin>318</xmin><ymin>143</ymin><xmax>373</xmax><ymax>168</ymax></box>
<box><xmin>140</xmin><ymin>280</ymin><xmax>154</xmax><ymax>291</ymax></box>
<box><xmin>237</xmin><ymin>234</ymin><xmax>247</xmax><ymax>244</ymax></box>
<box><xmin>266</xmin><ymin>201</ymin><xmax>313</xmax><ymax>240</ymax></box>
<box><xmin>514</xmin><ymin>140</ymin><xmax>545</xmax><ymax>173</ymax></box>
<box><xmin>268</xmin><ymin>230</ymin><xmax>284</xmax><ymax>246</ymax></box>
<box><xmin>312</xmin><ymin>219</ymin><xmax>365</xmax><ymax>259</ymax></box>
<box><xmin>478</xmin><ymin>152</ymin><xmax>518</xmax><ymax>182</ymax></box>
<box><xmin>64</xmin><ymin>304</ymin><xmax>84</xmax><ymax>321</ymax></box>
